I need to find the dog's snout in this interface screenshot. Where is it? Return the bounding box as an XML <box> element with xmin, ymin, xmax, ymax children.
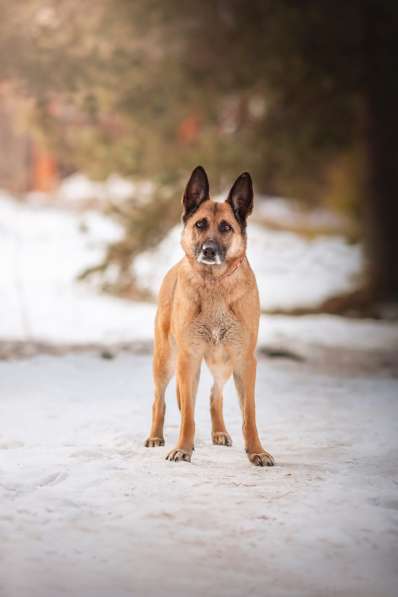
<box><xmin>202</xmin><ymin>241</ymin><xmax>217</xmax><ymax>260</ymax></box>
<box><xmin>198</xmin><ymin>239</ymin><xmax>223</xmax><ymax>265</ymax></box>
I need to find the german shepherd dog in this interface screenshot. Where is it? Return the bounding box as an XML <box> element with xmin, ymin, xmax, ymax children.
<box><xmin>145</xmin><ymin>166</ymin><xmax>274</xmax><ymax>466</ymax></box>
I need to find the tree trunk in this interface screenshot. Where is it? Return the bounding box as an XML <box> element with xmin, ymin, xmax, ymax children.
<box><xmin>363</xmin><ymin>2</ymin><xmax>398</xmax><ymax>302</ymax></box>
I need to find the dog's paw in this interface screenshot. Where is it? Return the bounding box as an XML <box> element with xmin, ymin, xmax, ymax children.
<box><xmin>166</xmin><ymin>448</ymin><xmax>192</xmax><ymax>462</ymax></box>
<box><xmin>248</xmin><ymin>451</ymin><xmax>275</xmax><ymax>467</ymax></box>
<box><xmin>212</xmin><ymin>431</ymin><xmax>232</xmax><ymax>447</ymax></box>
<box><xmin>144</xmin><ymin>437</ymin><xmax>165</xmax><ymax>448</ymax></box>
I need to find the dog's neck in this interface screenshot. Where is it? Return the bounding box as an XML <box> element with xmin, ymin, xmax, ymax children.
<box><xmin>190</xmin><ymin>255</ymin><xmax>246</xmax><ymax>283</ymax></box>
<box><xmin>217</xmin><ymin>255</ymin><xmax>245</xmax><ymax>281</ymax></box>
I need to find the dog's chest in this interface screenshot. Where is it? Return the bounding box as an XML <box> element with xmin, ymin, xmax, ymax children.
<box><xmin>192</xmin><ymin>299</ymin><xmax>239</xmax><ymax>346</ymax></box>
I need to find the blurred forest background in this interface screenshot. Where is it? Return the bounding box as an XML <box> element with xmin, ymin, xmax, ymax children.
<box><xmin>0</xmin><ymin>0</ymin><xmax>397</xmax><ymax>309</ymax></box>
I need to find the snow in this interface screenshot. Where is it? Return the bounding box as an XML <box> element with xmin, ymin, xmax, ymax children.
<box><xmin>0</xmin><ymin>191</ymin><xmax>139</xmax><ymax>344</ymax></box>
<box><xmin>6</xmin><ymin>177</ymin><xmax>362</xmax><ymax>314</ymax></box>
<box><xmin>55</xmin><ymin>173</ymin><xmax>155</xmax><ymax>204</ymax></box>
<box><xmin>0</xmin><ymin>353</ymin><xmax>397</xmax><ymax>596</ymax></box>
<box><xmin>1</xmin><ymin>189</ymin><xmax>398</xmax><ymax>595</ymax></box>
<box><xmin>1</xmin><ymin>192</ymin><xmax>397</xmax><ymax>359</ymax></box>
<box><xmin>259</xmin><ymin>314</ymin><xmax>398</xmax><ymax>354</ymax></box>
<box><xmin>255</xmin><ymin>195</ymin><xmax>350</xmax><ymax>232</ymax></box>
<box><xmin>55</xmin><ymin>173</ymin><xmax>108</xmax><ymax>203</ymax></box>
<box><xmin>134</xmin><ymin>223</ymin><xmax>363</xmax><ymax>310</ymax></box>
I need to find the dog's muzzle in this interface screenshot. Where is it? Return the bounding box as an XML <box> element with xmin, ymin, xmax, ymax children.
<box><xmin>197</xmin><ymin>240</ymin><xmax>223</xmax><ymax>265</ymax></box>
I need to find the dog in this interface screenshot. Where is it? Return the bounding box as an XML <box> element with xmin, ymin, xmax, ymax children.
<box><xmin>144</xmin><ymin>166</ymin><xmax>274</xmax><ymax>466</ymax></box>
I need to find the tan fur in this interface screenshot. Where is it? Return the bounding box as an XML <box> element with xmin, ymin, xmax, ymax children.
<box><xmin>145</xmin><ymin>178</ymin><xmax>274</xmax><ymax>466</ymax></box>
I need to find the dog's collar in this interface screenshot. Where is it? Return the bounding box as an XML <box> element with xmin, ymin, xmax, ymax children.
<box><xmin>217</xmin><ymin>255</ymin><xmax>245</xmax><ymax>281</ymax></box>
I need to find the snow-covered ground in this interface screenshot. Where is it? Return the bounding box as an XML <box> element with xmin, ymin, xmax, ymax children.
<box><xmin>1</xmin><ymin>187</ymin><xmax>397</xmax><ymax>596</ymax></box>
<box><xmin>135</xmin><ymin>222</ymin><xmax>362</xmax><ymax>311</ymax></box>
<box><xmin>255</xmin><ymin>195</ymin><xmax>351</xmax><ymax>233</ymax></box>
<box><xmin>1</xmin><ymin>191</ymin><xmax>387</xmax><ymax>354</ymax></box>
<box><xmin>26</xmin><ymin>173</ymin><xmax>155</xmax><ymax>207</ymax></box>
<box><xmin>0</xmin><ymin>191</ymin><xmax>142</xmax><ymax>345</ymax></box>
<box><xmin>1</xmin><ymin>353</ymin><xmax>397</xmax><ymax>597</ymax></box>
<box><xmin>1</xmin><ymin>190</ymin><xmax>397</xmax><ymax>365</ymax></box>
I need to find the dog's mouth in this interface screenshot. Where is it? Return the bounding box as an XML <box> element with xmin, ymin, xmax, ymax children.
<box><xmin>196</xmin><ymin>241</ymin><xmax>224</xmax><ymax>266</ymax></box>
<box><xmin>197</xmin><ymin>254</ymin><xmax>222</xmax><ymax>265</ymax></box>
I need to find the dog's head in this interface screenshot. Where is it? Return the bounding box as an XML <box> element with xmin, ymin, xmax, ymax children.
<box><xmin>181</xmin><ymin>166</ymin><xmax>253</xmax><ymax>267</ymax></box>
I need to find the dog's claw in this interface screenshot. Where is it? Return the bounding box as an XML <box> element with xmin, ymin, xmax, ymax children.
<box><xmin>212</xmin><ymin>432</ymin><xmax>232</xmax><ymax>447</ymax></box>
<box><xmin>144</xmin><ymin>437</ymin><xmax>165</xmax><ymax>448</ymax></box>
<box><xmin>166</xmin><ymin>448</ymin><xmax>192</xmax><ymax>462</ymax></box>
<box><xmin>248</xmin><ymin>451</ymin><xmax>275</xmax><ymax>467</ymax></box>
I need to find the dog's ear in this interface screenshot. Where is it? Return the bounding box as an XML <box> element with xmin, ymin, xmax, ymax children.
<box><xmin>182</xmin><ymin>166</ymin><xmax>210</xmax><ymax>222</ymax></box>
<box><xmin>226</xmin><ymin>172</ymin><xmax>253</xmax><ymax>229</ymax></box>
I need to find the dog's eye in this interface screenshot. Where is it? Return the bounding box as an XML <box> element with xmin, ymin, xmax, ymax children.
<box><xmin>195</xmin><ymin>219</ymin><xmax>208</xmax><ymax>230</ymax></box>
<box><xmin>219</xmin><ymin>221</ymin><xmax>232</xmax><ymax>233</ymax></box>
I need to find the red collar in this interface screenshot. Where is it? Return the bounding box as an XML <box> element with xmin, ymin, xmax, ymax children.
<box><xmin>217</xmin><ymin>255</ymin><xmax>245</xmax><ymax>281</ymax></box>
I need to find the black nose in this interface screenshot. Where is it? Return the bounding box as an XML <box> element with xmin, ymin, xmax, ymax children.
<box><xmin>203</xmin><ymin>246</ymin><xmax>216</xmax><ymax>259</ymax></box>
<box><xmin>202</xmin><ymin>241</ymin><xmax>218</xmax><ymax>259</ymax></box>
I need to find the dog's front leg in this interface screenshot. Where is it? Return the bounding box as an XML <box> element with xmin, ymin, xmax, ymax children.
<box><xmin>166</xmin><ymin>351</ymin><xmax>200</xmax><ymax>463</ymax></box>
<box><xmin>234</xmin><ymin>353</ymin><xmax>274</xmax><ymax>467</ymax></box>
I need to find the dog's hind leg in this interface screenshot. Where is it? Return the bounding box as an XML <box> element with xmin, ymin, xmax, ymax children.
<box><xmin>206</xmin><ymin>356</ymin><xmax>233</xmax><ymax>447</ymax></box>
<box><xmin>210</xmin><ymin>383</ymin><xmax>232</xmax><ymax>446</ymax></box>
<box><xmin>145</xmin><ymin>326</ymin><xmax>174</xmax><ymax>448</ymax></box>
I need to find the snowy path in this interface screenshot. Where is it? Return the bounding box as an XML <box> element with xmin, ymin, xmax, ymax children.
<box><xmin>1</xmin><ymin>354</ymin><xmax>397</xmax><ymax>597</ymax></box>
